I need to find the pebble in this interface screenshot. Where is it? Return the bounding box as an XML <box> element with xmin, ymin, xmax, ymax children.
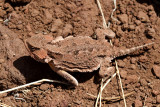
<box><xmin>139</xmin><ymin>56</ymin><xmax>147</xmax><ymax>63</ymax></box>
<box><xmin>134</xmin><ymin>99</ymin><xmax>142</xmax><ymax>107</ymax></box>
<box><xmin>126</xmin><ymin>75</ymin><xmax>139</xmax><ymax>83</ymax></box>
<box><xmin>62</xmin><ymin>24</ymin><xmax>73</xmax><ymax>37</ymax></box>
<box><xmin>137</xmin><ymin>11</ymin><xmax>149</xmax><ymax>22</ymax></box>
<box><xmin>118</xmin><ymin>60</ymin><xmax>125</xmax><ymax>68</ymax></box>
<box><xmin>130</xmin><ymin>58</ymin><xmax>136</xmax><ymax>64</ymax></box>
<box><xmin>117</xmin><ymin>14</ymin><xmax>128</xmax><ymax>24</ymax></box>
<box><xmin>2</xmin><ymin>34</ymin><xmax>9</xmax><ymax>39</ymax></box>
<box><xmin>128</xmin><ymin>24</ymin><xmax>135</xmax><ymax>31</ymax></box>
<box><xmin>139</xmin><ymin>79</ymin><xmax>148</xmax><ymax>86</ymax></box>
<box><xmin>145</xmin><ymin>27</ymin><xmax>156</xmax><ymax>38</ymax></box>
<box><xmin>40</xmin><ymin>84</ymin><xmax>50</xmax><ymax>91</ymax></box>
<box><xmin>135</xmin><ymin>20</ymin><xmax>141</xmax><ymax>25</ymax></box>
<box><xmin>120</xmin><ymin>71</ymin><xmax>127</xmax><ymax>79</ymax></box>
<box><xmin>51</xmin><ymin>19</ymin><xmax>63</xmax><ymax>32</ymax></box>
<box><xmin>157</xmin><ymin>95</ymin><xmax>160</xmax><ymax>104</ymax></box>
<box><xmin>42</xmin><ymin>9</ymin><xmax>53</xmax><ymax>24</ymax></box>
<box><xmin>0</xmin><ymin>58</ymin><xmax>5</xmax><ymax>63</ymax></box>
<box><xmin>152</xmin><ymin>65</ymin><xmax>160</xmax><ymax>78</ymax></box>
<box><xmin>129</xmin><ymin>64</ymin><xmax>136</xmax><ymax>70</ymax></box>
<box><xmin>152</xmin><ymin>90</ymin><xmax>159</xmax><ymax>96</ymax></box>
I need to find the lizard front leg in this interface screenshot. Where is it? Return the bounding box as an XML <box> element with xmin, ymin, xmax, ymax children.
<box><xmin>48</xmin><ymin>62</ymin><xmax>78</xmax><ymax>86</ymax></box>
<box><xmin>99</xmin><ymin>59</ymin><xmax>115</xmax><ymax>78</ymax></box>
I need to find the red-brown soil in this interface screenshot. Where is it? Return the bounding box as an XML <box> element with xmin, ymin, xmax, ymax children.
<box><xmin>0</xmin><ymin>0</ymin><xmax>160</xmax><ymax>106</ymax></box>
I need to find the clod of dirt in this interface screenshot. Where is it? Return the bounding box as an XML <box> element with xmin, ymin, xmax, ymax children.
<box><xmin>51</xmin><ymin>19</ymin><xmax>63</xmax><ymax>32</ymax></box>
<box><xmin>40</xmin><ymin>84</ymin><xmax>50</xmax><ymax>91</ymax></box>
<box><xmin>62</xmin><ymin>24</ymin><xmax>73</xmax><ymax>37</ymax></box>
<box><xmin>120</xmin><ymin>71</ymin><xmax>127</xmax><ymax>79</ymax></box>
<box><xmin>152</xmin><ymin>90</ymin><xmax>159</xmax><ymax>96</ymax></box>
<box><xmin>137</xmin><ymin>11</ymin><xmax>149</xmax><ymax>22</ymax></box>
<box><xmin>95</xmin><ymin>28</ymin><xmax>115</xmax><ymax>39</ymax></box>
<box><xmin>0</xmin><ymin>9</ymin><xmax>6</xmax><ymax>18</ymax></box>
<box><xmin>0</xmin><ymin>58</ymin><xmax>5</xmax><ymax>63</ymax></box>
<box><xmin>152</xmin><ymin>65</ymin><xmax>160</xmax><ymax>78</ymax></box>
<box><xmin>117</xmin><ymin>14</ymin><xmax>128</xmax><ymax>24</ymax></box>
<box><xmin>139</xmin><ymin>79</ymin><xmax>148</xmax><ymax>86</ymax></box>
<box><xmin>157</xmin><ymin>95</ymin><xmax>160</xmax><ymax>104</ymax></box>
<box><xmin>134</xmin><ymin>99</ymin><xmax>143</xmax><ymax>107</ymax></box>
<box><xmin>126</xmin><ymin>75</ymin><xmax>139</xmax><ymax>83</ymax></box>
<box><xmin>42</xmin><ymin>9</ymin><xmax>53</xmax><ymax>24</ymax></box>
<box><xmin>145</xmin><ymin>27</ymin><xmax>156</xmax><ymax>38</ymax></box>
<box><xmin>117</xmin><ymin>60</ymin><xmax>125</xmax><ymax>68</ymax></box>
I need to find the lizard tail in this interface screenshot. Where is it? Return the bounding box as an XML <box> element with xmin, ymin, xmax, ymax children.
<box><xmin>113</xmin><ymin>42</ymin><xmax>154</xmax><ymax>58</ymax></box>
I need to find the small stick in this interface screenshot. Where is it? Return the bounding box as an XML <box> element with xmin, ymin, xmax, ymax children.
<box><xmin>0</xmin><ymin>79</ymin><xmax>69</xmax><ymax>94</ymax></box>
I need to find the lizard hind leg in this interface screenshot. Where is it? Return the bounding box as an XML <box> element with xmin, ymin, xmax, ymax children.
<box><xmin>48</xmin><ymin>62</ymin><xmax>78</xmax><ymax>86</ymax></box>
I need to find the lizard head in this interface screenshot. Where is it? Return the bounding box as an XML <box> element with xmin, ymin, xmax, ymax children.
<box><xmin>25</xmin><ymin>34</ymin><xmax>53</xmax><ymax>63</ymax></box>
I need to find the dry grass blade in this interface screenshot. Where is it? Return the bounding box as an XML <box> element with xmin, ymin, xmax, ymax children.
<box><xmin>87</xmin><ymin>91</ymin><xmax>134</xmax><ymax>101</ymax></box>
<box><xmin>0</xmin><ymin>79</ymin><xmax>69</xmax><ymax>94</ymax></box>
<box><xmin>96</xmin><ymin>0</ymin><xmax>127</xmax><ymax>106</ymax></box>
<box><xmin>115</xmin><ymin>61</ymin><xmax>127</xmax><ymax>107</ymax></box>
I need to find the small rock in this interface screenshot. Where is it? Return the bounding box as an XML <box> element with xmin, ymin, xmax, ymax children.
<box><xmin>31</xmin><ymin>9</ymin><xmax>40</xmax><ymax>17</ymax></box>
<box><xmin>152</xmin><ymin>90</ymin><xmax>159</xmax><ymax>96</ymax></box>
<box><xmin>117</xmin><ymin>14</ymin><xmax>128</xmax><ymax>24</ymax></box>
<box><xmin>103</xmin><ymin>28</ymin><xmax>115</xmax><ymax>39</ymax></box>
<box><xmin>42</xmin><ymin>9</ymin><xmax>53</xmax><ymax>24</ymax></box>
<box><xmin>128</xmin><ymin>25</ymin><xmax>135</xmax><ymax>31</ymax></box>
<box><xmin>152</xmin><ymin>65</ymin><xmax>160</xmax><ymax>78</ymax></box>
<box><xmin>139</xmin><ymin>79</ymin><xmax>148</xmax><ymax>86</ymax></box>
<box><xmin>0</xmin><ymin>9</ymin><xmax>6</xmax><ymax>17</ymax></box>
<box><xmin>157</xmin><ymin>95</ymin><xmax>160</xmax><ymax>104</ymax></box>
<box><xmin>51</xmin><ymin>19</ymin><xmax>63</xmax><ymax>32</ymax></box>
<box><xmin>145</xmin><ymin>27</ymin><xmax>156</xmax><ymax>38</ymax></box>
<box><xmin>135</xmin><ymin>20</ymin><xmax>141</xmax><ymax>25</ymax></box>
<box><xmin>0</xmin><ymin>93</ymin><xmax>7</xmax><ymax>98</ymax></box>
<box><xmin>40</xmin><ymin>84</ymin><xmax>50</xmax><ymax>91</ymax></box>
<box><xmin>113</xmin><ymin>39</ymin><xmax>119</xmax><ymax>47</ymax></box>
<box><xmin>118</xmin><ymin>60</ymin><xmax>125</xmax><ymax>68</ymax></box>
<box><xmin>129</xmin><ymin>64</ymin><xmax>136</xmax><ymax>70</ymax></box>
<box><xmin>146</xmin><ymin>97</ymin><xmax>152</xmax><ymax>103</ymax></box>
<box><xmin>26</xmin><ymin>24</ymin><xmax>32</xmax><ymax>32</ymax></box>
<box><xmin>120</xmin><ymin>71</ymin><xmax>127</xmax><ymax>79</ymax></box>
<box><xmin>0</xmin><ymin>58</ymin><xmax>5</xmax><ymax>63</ymax></box>
<box><xmin>137</xmin><ymin>11</ymin><xmax>149</xmax><ymax>22</ymax></box>
<box><xmin>126</xmin><ymin>75</ymin><xmax>139</xmax><ymax>83</ymax></box>
<box><xmin>95</xmin><ymin>28</ymin><xmax>115</xmax><ymax>39</ymax></box>
<box><xmin>62</xmin><ymin>24</ymin><xmax>73</xmax><ymax>37</ymax></box>
<box><xmin>2</xmin><ymin>34</ymin><xmax>9</xmax><ymax>39</ymax></box>
<box><xmin>130</xmin><ymin>58</ymin><xmax>136</xmax><ymax>64</ymax></box>
<box><xmin>134</xmin><ymin>99</ymin><xmax>142</xmax><ymax>107</ymax></box>
<box><xmin>139</xmin><ymin>56</ymin><xmax>147</xmax><ymax>63</ymax></box>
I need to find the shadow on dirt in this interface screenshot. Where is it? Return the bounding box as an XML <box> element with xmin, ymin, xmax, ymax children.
<box><xmin>13</xmin><ymin>56</ymin><xmax>97</xmax><ymax>88</ymax></box>
<box><xmin>136</xmin><ymin>0</ymin><xmax>160</xmax><ymax>16</ymax></box>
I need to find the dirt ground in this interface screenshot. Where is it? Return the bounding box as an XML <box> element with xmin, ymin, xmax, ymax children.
<box><xmin>0</xmin><ymin>0</ymin><xmax>160</xmax><ymax>106</ymax></box>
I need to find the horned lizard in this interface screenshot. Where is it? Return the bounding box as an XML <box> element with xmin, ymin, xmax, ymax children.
<box><xmin>25</xmin><ymin>29</ymin><xmax>154</xmax><ymax>86</ymax></box>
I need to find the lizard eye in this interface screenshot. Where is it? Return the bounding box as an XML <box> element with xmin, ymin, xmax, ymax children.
<box><xmin>27</xmin><ymin>43</ymin><xmax>40</xmax><ymax>52</ymax></box>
